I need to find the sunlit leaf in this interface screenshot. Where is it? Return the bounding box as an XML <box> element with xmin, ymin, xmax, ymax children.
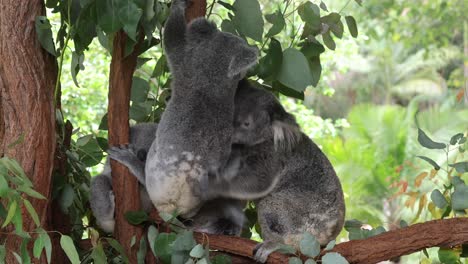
<box><xmin>190</xmin><ymin>244</ymin><xmax>205</xmax><ymax>258</ymax></box>
<box><xmin>232</xmin><ymin>0</ymin><xmax>264</xmax><ymax>42</ymax></box>
<box><xmin>438</xmin><ymin>248</ymin><xmax>460</xmax><ymax>264</ymax></box>
<box><xmin>147</xmin><ymin>225</ymin><xmax>159</xmax><ymax>256</ymax></box>
<box><xmin>298</xmin><ymin>2</ymin><xmax>321</xmax><ymax>34</ymax></box>
<box><xmin>35</xmin><ymin>16</ymin><xmax>56</xmax><ymax>56</ymax></box>
<box><xmin>2</xmin><ymin>199</ymin><xmax>17</xmax><ymax>228</ymax></box>
<box><xmin>416</xmin><ymin>156</ymin><xmax>440</xmax><ymax>170</ymax></box>
<box><xmin>118</xmin><ymin>1</ymin><xmax>142</xmax><ymax>41</ymax></box>
<box><xmin>299</xmin><ymin>233</ymin><xmax>320</xmax><ymax>258</ymax></box>
<box><xmin>91</xmin><ymin>243</ymin><xmax>108</xmax><ymax>264</ymax></box>
<box><xmin>60</xmin><ymin>235</ymin><xmax>80</xmax><ymax>264</ymax></box>
<box><xmin>277</xmin><ymin>48</ymin><xmax>313</xmax><ymax>91</ymax></box>
<box><xmin>23</xmin><ymin>199</ymin><xmax>40</xmax><ymax>227</ymax></box>
<box><xmin>345</xmin><ymin>16</ymin><xmax>358</xmax><ymax>37</ymax></box>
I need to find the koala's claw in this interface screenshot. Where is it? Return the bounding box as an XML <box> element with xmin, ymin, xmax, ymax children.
<box><xmin>253</xmin><ymin>242</ymin><xmax>277</xmax><ymax>263</ymax></box>
<box><xmin>107</xmin><ymin>145</ymin><xmax>137</xmax><ymax>163</ymax></box>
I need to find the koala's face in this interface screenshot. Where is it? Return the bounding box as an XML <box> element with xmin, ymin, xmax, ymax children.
<box><xmin>186</xmin><ymin>19</ymin><xmax>258</xmax><ymax>80</ymax></box>
<box><xmin>233</xmin><ymin>107</ymin><xmax>273</xmax><ymax>146</ymax></box>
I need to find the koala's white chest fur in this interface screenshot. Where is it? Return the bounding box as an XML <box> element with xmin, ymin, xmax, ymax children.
<box><xmin>146</xmin><ymin>151</ymin><xmax>205</xmax><ymax>218</ymax></box>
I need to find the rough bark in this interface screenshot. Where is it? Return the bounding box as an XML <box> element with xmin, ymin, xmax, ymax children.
<box><xmin>108</xmin><ymin>31</ymin><xmax>144</xmax><ymax>263</ymax></box>
<box><xmin>185</xmin><ymin>0</ymin><xmax>207</xmax><ymax>22</ymax></box>
<box><xmin>0</xmin><ymin>0</ymin><xmax>57</xmax><ymax>262</ymax></box>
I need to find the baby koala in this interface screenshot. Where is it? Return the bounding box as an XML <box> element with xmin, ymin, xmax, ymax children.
<box><xmin>91</xmin><ymin>123</ymin><xmax>245</xmax><ymax>236</ymax></box>
<box><xmin>145</xmin><ymin>0</ymin><xmax>258</xmax><ymax>218</ymax></box>
<box><xmin>232</xmin><ymin>80</ymin><xmax>346</xmax><ymax>263</ymax></box>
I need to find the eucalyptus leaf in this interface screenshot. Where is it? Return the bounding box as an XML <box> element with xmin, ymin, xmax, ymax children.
<box><xmin>299</xmin><ymin>233</ymin><xmax>320</xmax><ymax>258</ymax></box>
<box><xmin>124</xmin><ymin>210</ymin><xmax>149</xmax><ymax>225</ymax></box>
<box><xmin>217</xmin><ymin>1</ymin><xmax>234</xmax><ymax>11</ymax></box>
<box><xmin>322</xmin><ymin>252</ymin><xmax>349</xmax><ymax>264</ymax></box>
<box><xmin>131</xmin><ymin>77</ymin><xmax>150</xmax><ymax>102</ymax></box>
<box><xmin>23</xmin><ymin>199</ymin><xmax>40</xmax><ymax>227</ymax></box>
<box><xmin>451</xmin><ymin>185</ymin><xmax>468</xmax><ymax>210</ymax></box>
<box><xmin>417</xmin><ymin>128</ymin><xmax>446</xmax><ymax>149</ymax></box>
<box><xmin>118</xmin><ymin>1</ymin><xmax>143</xmax><ymax>41</ymax></box>
<box><xmin>431</xmin><ymin>190</ymin><xmax>448</xmax><ymax>209</ymax></box>
<box><xmin>289</xmin><ymin>257</ymin><xmax>303</xmax><ymax>264</ymax></box>
<box><xmin>265</xmin><ymin>11</ymin><xmax>285</xmax><ymax>37</ymax></box>
<box><xmin>257</xmin><ymin>38</ymin><xmax>282</xmax><ymax>80</ymax></box>
<box><xmin>416</xmin><ymin>156</ymin><xmax>441</xmax><ymax>170</ymax></box>
<box><xmin>232</xmin><ymin>0</ymin><xmax>264</xmax><ymax>42</ymax></box>
<box><xmin>106</xmin><ymin>238</ymin><xmax>129</xmax><ymax>263</ymax></box>
<box><xmin>96</xmin><ymin>0</ymin><xmax>123</xmax><ymax>34</ymax></box>
<box><xmin>2</xmin><ymin>199</ymin><xmax>17</xmax><ymax>228</ymax></box>
<box><xmin>322</xmin><ymin>31</ymin><xmax>336</xmax><ymax>50</ymax></box>
<box><xmin>137</xmin><ymin>236</ymin><xmax>147</xmax><ymax>264</ymax></box>
<box><xmin>277</xmin><ymin>48</ymin><xmax>313</xmax><ymax>91</ymax></box>
<box><xmin>147</xmin><ymin>225</ymin><xmax>159</xmax><ymax>256</ymax></box>
<box><xmin>60</xmin><ymin>235</ymin><xmax>80</xmax><ymax>264</ymax></box>
<box><xmin>154</xmin><ymin>233</ymin><xmax>177</xmax><ymax>263</ymax></box>
<box><xmin>345</xmin><ymin>16</ymin><xmax>358</xmax><ymax>38</ymax></box>
<box><xmin>438</xmin><ymin>248</ymin><xmax>460</xmax><ymax>264</ymax></box>
<box><xmin>35</xmin><ymin>16</ymin><xmax>56</xmax><ymax>56</ymax></box>
<box><xmin>305</xmin><ymin>259</ymin><xmax>317</xmax><ymax>264</ymax></box>
<box><xmin>298</xmin><ymin>2</ymin><xmax>321</xmax><ymax>34</ymax></box>
<box><xmin>33</xmin><ymin>235</ymin><xmax>45</xmax><ymax>259</ymax></box>
<box><xmin>449</xmin><ymin>161</ymin><xmax>468</xmax><ymax>174</ymax></box>
<box><xmin>0</xmin><ymin>245</ymin><xmax>6</xmax><ymax>263</ymax></box>
<box><xmin>91</xmin><ymin>243</ymin><xmax>108</xmax><ymax>264</ymax></box>
<box><xmin>325</xmin><ymin>240</ymin><xmax>336</xmax><ymax>250</ymax></box>
<box><xmin>59</xmin><ymin>184</ymin><xmax>75</xmax><ymax>214</ymax></box>
<box><xmin>189</xmin><ymin>244</ymin><xmax>205</xmax><ymax>258</ymax></box>
<box><xmin>0</xmin><ymin>175</ymin><xmax>8</xmax><ymax>197</ymax></box>
<box><xmin>71</xmin><ymin>51</ymin><xmax>85</xmax><ymax>87</ymax></box>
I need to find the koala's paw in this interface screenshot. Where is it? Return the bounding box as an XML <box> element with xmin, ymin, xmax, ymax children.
<box><xmin>253</xmin><ymin>241</ymin><xmax>279</xmax><ymax>263</ymax></box>
<box><xmin>108</xmin><ymin>144</ymin><xmax>138</xmax><ymax>164</ymax></box>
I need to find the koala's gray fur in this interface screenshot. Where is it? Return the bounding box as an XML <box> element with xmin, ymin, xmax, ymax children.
<box><xmin>90</xmin><ymin>123</ymin><xmax>157</xmax><ymax>233</ymax></box>
<box><xmin>231</xmin><ymin>81</ymin><xmax>346</xmax><ymax>263</ymax></box>
<box><xmin>145</xmin><ymin>0</ymin><xmax>258</xmax><ymax>217</ymax></box>
<box><xmin>102</xmin><ymin>124</ymin><xmax>246</xmax><ymax>236</ymax></box>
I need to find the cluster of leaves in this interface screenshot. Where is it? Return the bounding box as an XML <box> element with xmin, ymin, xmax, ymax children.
<box><xmin>280</xmin><ymin>233</ymin><xmax>348</xmax><ymax>264</ymax></box>
<box><xmin>216</xmin><ymin>0</ymin><xmax>359</xmax><ymax>99</ymax></box>
<box><xmin>0</xmin><ymin>157</ymin><xmax>82</xmax><ymax>263</ymax></box>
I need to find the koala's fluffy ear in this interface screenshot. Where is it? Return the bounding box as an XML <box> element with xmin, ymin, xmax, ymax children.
<box><xmin>228</xmin><ymin>46</ymin><xmax>258</xmax><ymax>78</ymax></box>
<box><xmin>270</xmin><ymin>104</ymin><xmax>301</xmax><ymax>151</ymax></box>
<box><xmin>187</xmin><ymin>18</ymin><xmax>217</xmax><ymax>43</ymax></box>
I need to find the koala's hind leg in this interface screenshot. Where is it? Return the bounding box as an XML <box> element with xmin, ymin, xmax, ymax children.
<box><xmin>253</xmin><ymin>210</ymin><xmax>291</xmax><ymax>263</ymax></box>
<box><xmin>107</xmin><ymin>145</ymin><xmax>146</xmax><ymax>185</ymax></box>
<box><xmin>90</xmin><ymin>173</ymin><xmax>115</xmax><ymax>233</ymax></box>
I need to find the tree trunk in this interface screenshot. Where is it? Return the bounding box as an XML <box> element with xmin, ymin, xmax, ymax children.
<box><xmin>0</xmin><ymin>0</ymin><xmax>57</xmax><ymax>262</ymax></box>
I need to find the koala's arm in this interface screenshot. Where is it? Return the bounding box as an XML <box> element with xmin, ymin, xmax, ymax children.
<box><xmin>107</xmin><ymin>145</ymin><xmax>146</xmax><ymax>185</ymax></box>
<box><xmin>206</xmin><ymin>151</ymin><xmax>282</xmax><ymax>200</ymax></box>
<box><xmin>164</xmin><ymin>0</ymin><xmax>188</xmax><ymax>67</ymax></box>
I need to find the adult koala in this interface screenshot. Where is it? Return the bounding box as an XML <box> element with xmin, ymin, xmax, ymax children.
<box><xmin>231</xmin><ymin>80</ymin><xmax>346</xmax><ymax>263</ymax></box>
<box><xmin>145</xmin><ymin>0</ymin><xmax>258</xmax><ymax>217</ymax></box>
<box><xmin>91</xmin><ymin>123</ymin><xmax>246</xmax><ymax>235</ymax></box>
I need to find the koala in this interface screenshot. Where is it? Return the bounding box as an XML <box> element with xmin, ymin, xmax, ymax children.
<box><xmin>90</xmin><ymin>123</ymin><xmax>158</xmax><ymax>233</ymax></box>
<box><xmin>97</xmin><ymin>124</ymin><xmax>246</xmax><ymax>235</ymax></box>
<box><xmin>231</xmin><ymin>80</ymin><xmax>346</xmax><ymax>263</ymax></box>
<box><xmin>145</xmin><ymin>0</ymin><xmax>258</xmax><ymax>218</ymax></box>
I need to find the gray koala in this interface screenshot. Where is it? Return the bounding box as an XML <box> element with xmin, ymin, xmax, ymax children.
<box><xmin>232</xmin><ymin>80</ymin><xmax>346</xmax><ymax>263</ymax></box>
<box><xmin>90</xmin><ymin>123</ymin><xmax>157</xmax><ymax>233</ymax></box>
<box><xmin>92</xmin><ymin>123</ymin><xmax>246</xmax><ymax>235</ymax></box>
<box><xmin>145</xmin><ymin>0</ymin><xmax>258</xmax><ymax>217</ymax></box>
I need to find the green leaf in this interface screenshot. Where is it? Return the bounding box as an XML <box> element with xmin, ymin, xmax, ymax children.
<box><xmin>2</xmin><ymin>199</ymin><xmax>17</xmax><ymax>228</ymax></box>
<box><xmin>265</xmin><ymin>11</ymin><xmax>285</xmax><ymax>37</ymax></box>
<box><xmin>96</xmin><ymin>0</ymin><xmax>123</xmax><ymax>34</ymax></box>
<box><xmin>91</xmin><ymin>243</ymin><xmax>108</xmax><ymax>264</ymax></box>
<box><xmin>35</xmin><ymin>16</ymin><xmax>56</xmax><ymax>56</ymax></box>
<box><xmin>33</xmin><ymin>235</ymin><xmax>45</xmax><ymax>259</ymax></box>
<box><xmin>137</xmin><ymin>236</ymin><xmax>147</xmax><ymax>264</ymax></box>
<box><xmin>151</xmin><ymin>55</ymin><xmax>168</xmax><ymax>78</ymax></box>
<box><xmin>60</xmin><ymin>235</ymin><xmax>80</xmax><ymax>264</ymax></box>
<box><xmin>417</xmin><ymin>128</ymin><xmax>446</xmax><ymax>149</ymax></box>
<box><xmin>257</xmin><ymin>38</ymin><xmax>282</xmax><ymax>80</ymax></box>
<box><xmin>76</xmin><ymin>135</ymin><xmax>104</xmax><ymax>167</ymax></box>
<box><xmin>298</xmin><ymin>2</ymin><xmax>321</xmax><ymax>34</ymax></box>
<box><xmin>71</xmin><ymin>52</ymin><xmax>85</xmax><ymax>87</ymax></box>
<box><xmin>308</xmin><ymin>56</ymin><xmax>322</xmax><ymax>87</ymax></box>
<box><xmin>354</xmin><ymin>0</ymin><xmax>362</xmax><ymax>6</ymax></box>
<box><xmin>221</xmin><ymin>19</ymin><xmax>237</xmax><ymax>35</ymax></box>
<box><xmin>106</xmin><ymin>238</ymin><xmax>129</xmax><ymax>263</ymax></box>
<box><xmin>0</xmin><ymin>245</ymin><xmax>5</xmax><ymax>263</ymax></box>
<box><xmin>147</xmin><ymin>225</ymin><xmax>159</xmax><ymax>256</ymax></box>
<box><xmin>130</xmin><ymin>101</ymin><xmax>153</xmax><ymax>122</ymax></box>
<box><xmin>277</xmin><ymin>48</ymin><xmax>313</xmax><ymax>91</ymax></box>
<box><xmin>325</xmin><ymin>240</ymin><xmax>336</xmax><ymax>250</ymax></box>
<box><xmin>154</xmin><ymin>233</ymin><xmax>177</xmax><ymax>263</ymax></box>
<box><xmin>400</xmin><ymin>220</ymin><xmax>408</xmax><ymax>228</ymax></box>
<box><xmin>20</xmin><ymin>238</ymin><xmax>31</xmax><ymax>264</ymax></box>
<box><xmin>43</xmin><ymin>232</ymin><xmax>52</xmax><ymax>264</ymax></box>
<box><xmin>273</xmin><ymin>81</ymin><xmax>304</xmax><ymax>100</ymax></box>
<box><xmin>438</xmin><ymin>248</ymin><xmax>460</xmax><ymax>263</ymax></box>
<box><xmin>131</xmin><ymin>77</ymin><xmax>150</xmax><ymax>102</ymax></box>
<box><xmin>275</xmin><ymin>244</ymin><xmax>297</xmax><ymax>254</ymax></box>
<box><xmin>416</xmin><ymin>156</ymin><xmax>441</xmax><ymax>170</ymax></box>
<box><xmin>322</xmin><ymin>252</ymin><xmax>349</xmax><ymax>264</ymax></box>
<box><xmin>18</xmin><ymin>186</ymin><xmax>46</xmax><ymax>200</ymax></box>
<box><xmin>431</xmin><ymin>189</ymin><xmax>448</xmax><ymax>209</ymax></box>
<box><xmin>299</xmin><ymin>233</ymin><xmax>320</xmax><ymax>258</ymax></box>
<box><xmin>0</xmin><ymin>175</ymin><xmax>8</xmax><ymax>197</ymax></box>
<box><xmin>289</xmin><ymin>257</ymin><xmax>302</xmax><ymax>264</ymax></box>
<box><xmin>321</xmin><ymin>13</ymin><xmax>343</xmax><ymax>39</ymax></box>
<box><xmin>322</xmin><ymin>31</ymin><xmax>336</xmax><ymax>50</ymax></box>
<box><xmin>449</xmin><ymin>161</ymin><xmax>468</xmax><ymax>174</ymax></box>
<box><xmin>232</xmin><ymin>0</ymin><xmax>264</xmax><ymax>42</ymax></box>
<box><xmin>190</xmin><ymin>244</ymin><xmax>205</xmax><ymax>258</ymax></box>
<box><xmin>451</xmin><ymin>185</ymin><xmax>468</xmax><ymax>210</ymax></box>
<box><xmin>124</xmin><ymin>210</ymin><xmax>149</xmax><ymax>225</ymax></box>
<box><xmin>173</xmin><ymin>230</ymin><xmax>196</xmax><ymax>252</ymax></box>
<box><xmin>218</xmin><ymin>1</ymin><xmax>234</xmax><ymax>11</ymax></box>
<box><xmin>305</xmin><ymin>259</ymin><xmax>317</xmax><ymax>264</ymax></box>
<box><xmin>118</xmin><ymin>1</ymin><xmax>143</xmax><ymax>41</ymax></box>
<box><xmin>345</xmin><ymin>16</ymin><xmax>358</xmax><ymax>38</ymax></box>
<box><xmin>319</xmin><ymin>1</ymin><xmax>328</xmax><ymax>11</ymax></box>
<box><xmin>12</xmin><ymin>251</ymin><xmax>22</xmax><ymax>264</ymax></box>
<box><xmin>23</xmin><ymin>199</ymin><xmax>40</xmax><ymax>227</ymax></box>
<box><xmin>300</xmin><ymin>42</ymin><xmax>325</xmax><ymax>58</ymax></box>
<box><xmin>59</xmin><ymin>184</ymin><xmax>75</xmax><ymax>214</ymax></box>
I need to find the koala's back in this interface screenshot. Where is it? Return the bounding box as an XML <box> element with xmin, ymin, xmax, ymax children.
<box><xmin>256</xmin><ymin>134</ymin><xmax>345</xmax><ymax>246</ymax></box>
